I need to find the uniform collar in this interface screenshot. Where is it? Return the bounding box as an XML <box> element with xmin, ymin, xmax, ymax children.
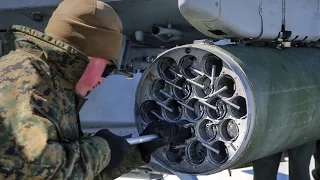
<box><xmin>3</xmin><ymin>25</ymin><xmax>90</xmax><ymax>87</ymax></box>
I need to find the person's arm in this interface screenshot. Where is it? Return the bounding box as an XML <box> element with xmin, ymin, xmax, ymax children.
<box><xmin>0</xmin><ymin>111</ymin><xmax>121</xmax><ymax>179</ymax></box>
<box><xmin>94</xmin><ymin>145</ymin><xmax>146</xmax><ymax>180</ymax></box>
<box><xmin>94</xmin><ymin>121</ymin><xmax>192</xmax><ymax>179</ymax></box>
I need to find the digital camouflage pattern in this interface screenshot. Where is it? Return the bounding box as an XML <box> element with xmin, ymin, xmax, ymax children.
<box><xmin>0</xmin><ymin>25</ymin><xmax>145</xmax><ymax>179</ymax></box>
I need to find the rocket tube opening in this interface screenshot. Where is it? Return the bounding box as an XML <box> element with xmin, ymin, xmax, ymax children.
<box><xmin>185</xmin><ymin>141</ymin><xmax>207</xmax><ymax>165</ymax></box>
<box><xmin>152</xmin><ymin>26</ymin><xmax>160</xmax><ymax>35</ymax></box>
<box><xmin>163</xmin><ymin>100</ymin><xmax>183</xmax><ymax>122</ymax></box>
<box><xmin>216</xmin><ymin>75</ymin><xmax>236</xmax><ymax>98</ymax></box>
<box><xmin>172</xmin><ymin>78</ymin><xmax>192</xmax><ymax>100</ymax></box>
<box><xmin>231</xmin><ymin>96</ymin><xmax>247</xmax><ymax>118</ymax></box>
<box><xmin>202</xmin><ymin>54</ymin><xmax>223</xmax><ymax>77</ymax></box>
<box><xmin>194</xmin><ymin>76</ymin><xmax>212</xmax><ymax>98</ymax></box>
<box><xmin>151</xmin><ymin>79</ymin><xmax>171</xmax><ymax>102</ymax></box>
<box><xmin>206</xmin><ymin>97</ymin><xmax>227</xmax><ymax>120</ymax></box>
<box><xmin>219</xmin><ymin>119</ymin><xmax>239</xmax><ymax>141</ymax></box>
<box><xmin>165</xmin><ymin>145</ymin><xmax>184</xmax><ymax>165</ymax></box>
<box><xmin>196</xmin><ymin>119</ymin><xmax>217</xmax><ymax>142</ymax></box>
<box><xmin>185</xmin><ymin>98</ymin><xmax>204</xmax><ymax>121</ymax></box>
<box><xmin>179</xmin><ymin>55</ymin><xmax>198</xmax><ymax>79</ymax></box>
<box><xmin>158</xmin><ymin>58</ymin><xmax>179</xmax><ymax>81</ymax></box>
<box><xmin>140</xmin><ymin>100</ymin><xmax>163</xmax><ymax>123</ymax></box>
<box><xmin>208</xmin><ymin>141</ymin><xmax>228</xmax><ymax>164</ymax></box>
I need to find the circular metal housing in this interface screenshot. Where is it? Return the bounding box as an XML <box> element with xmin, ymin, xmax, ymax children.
<box><xmin>135</xmin><ymin>43</ymin><xmax>320</xmax><ymax>175</ymax></box>
<box><xmin>135</xmin><ymin>44</ymin><xmax>251</xmax><ymax>175</ymax></box>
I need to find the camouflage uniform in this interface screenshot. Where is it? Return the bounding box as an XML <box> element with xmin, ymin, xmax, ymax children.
<box><xmin>0</xmin><ymin>25</ymin><xmax>145</xmax><ymax>179</ymax></box>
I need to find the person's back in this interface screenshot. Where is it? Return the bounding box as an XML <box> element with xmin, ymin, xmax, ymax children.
<box><xmin>0</xmin><ymin>24</ymin><xmax>137</xmax><ymax>179</ymax></box>
<box><xmin>0</xmin><ymin>23</ymin><xmax>84</xmax><ymax>177</ymax></box>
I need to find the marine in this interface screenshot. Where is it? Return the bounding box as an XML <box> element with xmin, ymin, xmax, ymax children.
<box><xmin>0</xmin><ymin>0</ymin><xmax>189</xmax><ymax>179</ymax></box>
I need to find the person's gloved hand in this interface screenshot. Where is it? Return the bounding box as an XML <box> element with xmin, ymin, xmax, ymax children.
<box><xmin>171</xmin><ymin>124</ymin><xmax>192</xmax><ymax>146</ymax></box>
<box><xmin>95</xmin><ymin>129</ymin><xmax>131</xmax><ymax>170</ymax></box>
<box><xmin>138</xmin><ymin>121</ymin><xmax>192</xmax><ymax>163</ymax></box>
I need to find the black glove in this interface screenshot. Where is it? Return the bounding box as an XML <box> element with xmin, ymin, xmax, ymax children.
<box><xmin>138</xmin><ymin>121</ymin><xmax>192</xmax><ymax>163</ymax></box>
<box><xmin>171</xmin><ymin>125</ymin><xmax>192</xmax><ymax>146</ymax></box>
<box><xmin>95</xmin><ymin>129</ymin><xmax>131</xmax><ymax>170</ymax></box>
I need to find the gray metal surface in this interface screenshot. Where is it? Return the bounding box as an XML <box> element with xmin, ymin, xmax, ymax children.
<box><xmin>119</xmin><ymin>46</ymin><xmax>166</xmax><ymax>74</ymax></box>
<box><xmin>0</xmin><ymin>0</ymin><xmax>120</xmax><ymax>10</ymax></box>
<box><xmin>0</xmin><ymin>0</ymin><xmax>207</xmax><ymax>47</ymax></box>
<box><xmin>134</xmin><ymin>43</ymin><xmax>320</xmax><ymax>175</ymax></box>
<box><xmin>126</xmin><ymin>134</ymin><xmax>159</xmax><ymax>145</ymax></box>
<box><xmin>0</xmin><ymin>0</ymin><xmax>209</xmax><ymax>74</ymax></box>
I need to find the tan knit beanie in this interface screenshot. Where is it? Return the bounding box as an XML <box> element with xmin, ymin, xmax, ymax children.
<box><xmin>45</xmin><ymin>0</ymin><xmax>123</xmax><ymax>65</ymax></box>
